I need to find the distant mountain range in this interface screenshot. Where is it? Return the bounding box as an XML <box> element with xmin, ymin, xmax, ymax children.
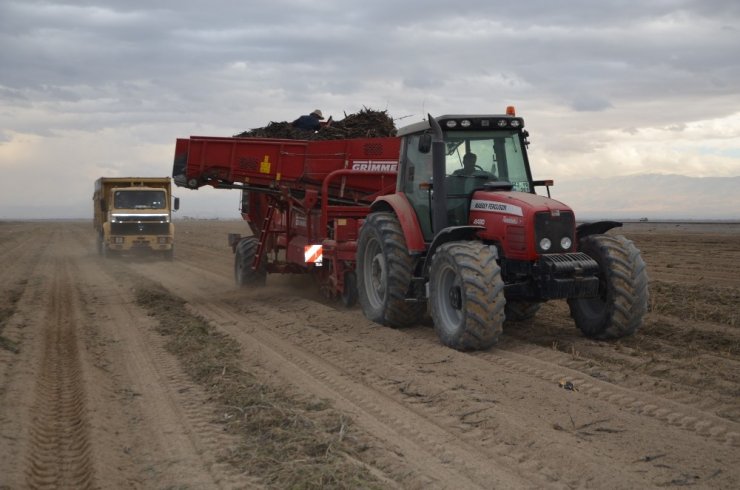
<box><xmin>542</xmin><ymin>174</ymin><xmax>740</xmax><ymax>221</ymax></box>
<box><xmin>2</xmin><ymin>173</ymin><xmax>738</xmax><ymax>221</ymax></box>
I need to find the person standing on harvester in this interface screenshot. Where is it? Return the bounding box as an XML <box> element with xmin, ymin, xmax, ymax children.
<box><xmin>292</xmin><ymin>109</ymin><xmax>325</xmax><ymax>131</ymax></box>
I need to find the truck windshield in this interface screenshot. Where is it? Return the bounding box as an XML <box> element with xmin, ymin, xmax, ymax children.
<box><xmin>444</xmin><ymin>130</ymin><xmax>531</xmax><ymax>193</ymax></box>
<box><xmin>114</xmin><ymin>190</ymin><xmax>167</xmax><ymax>209</ymax></box>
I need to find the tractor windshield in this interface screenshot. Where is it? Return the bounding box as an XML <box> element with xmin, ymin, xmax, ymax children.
<box><xmin>443</xmin><ymin>130</ymin><xmax>531</xmax><ymax>193</ymax></box>
<box><xmin>400</xmin><ymin>128</ymin><xmax>533</xmax><ymax>240</ymax></box>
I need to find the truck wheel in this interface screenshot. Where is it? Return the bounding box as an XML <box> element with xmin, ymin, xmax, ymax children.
<box><xmin>504</xmin><ymin>301</ymin><xmax>542</xmax><ymax>322</ymax></box>
<box><xmin>429</xmin><ymin>242</ymin><xmax>504</xmax><ymax>350</ymax></box>
<box><xmin>357</xmin><ymin>212</ymin><xmax>424</xmax><ymax>327</ymax></box>
<box><xmin>101</xmin><ymin>240</ymin><xmax>115</xmax><ymax>259</ymax></box>
<box><xmin>568</xmin><ymin>234</ymin><xmax>649</xmax><ymax>339</ymax></box>
<box><xmin>340</xmin><ymin>271</ymin><xmax>358</xmax><ymax>308</ymax></box>
<box><xmin>164</xmin><ymin>246</ymin><xmax>175</xmax><ymax>261</ymax></box>
<box><xmin>234</xmin><ymin>237</ymin><xmax>266</xmax><ymax>287</ymax></box>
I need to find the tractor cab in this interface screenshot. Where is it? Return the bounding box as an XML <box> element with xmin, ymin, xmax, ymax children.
<box><xmin>397</xmin><ymin>109</ymin><xmax>534</xmax><ymax>241</ymax></box>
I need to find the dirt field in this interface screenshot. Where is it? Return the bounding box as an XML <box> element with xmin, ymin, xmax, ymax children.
<box><xmin>1</xmin><ymin>219</ymin><xmax>738</xmax><ymax>489</ymax></box>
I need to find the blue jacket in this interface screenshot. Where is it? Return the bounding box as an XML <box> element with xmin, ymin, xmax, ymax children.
<box><xmin>292</xmin><ymin>114</ymin><xmax>322</xmax><ymax>131</ymax></box>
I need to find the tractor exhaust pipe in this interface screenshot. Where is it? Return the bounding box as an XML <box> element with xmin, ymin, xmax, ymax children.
<box><xmin>428</xmin><ymin>114</ymin><xmax>448</xmax><ymax>232</ymax></box>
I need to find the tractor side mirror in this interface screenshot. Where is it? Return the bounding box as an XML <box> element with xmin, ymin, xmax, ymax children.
<box><xmin>174</xmin><ymin>197</ymin><xmax>180</xmax><ymax>211</ymax></box>
<box><xmin>418</xmin><ymin>133</ymin><xmax>432</xmax><ymax>153</ymax></box>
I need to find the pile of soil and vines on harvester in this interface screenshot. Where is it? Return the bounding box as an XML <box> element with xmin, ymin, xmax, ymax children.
<box><xmin>235</xmin><ymin>108</ymin><xmax>397</xmax><ymax>140</ymax></box>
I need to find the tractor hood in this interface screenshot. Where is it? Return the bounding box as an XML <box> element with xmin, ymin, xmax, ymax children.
<box><xmin>470</xmin><ymin>190</ymin><xmax>576</xmax><ymax>261</ymax></box>
<box><xmin>470</xmin><ymin>190</ymin><xmax>571</xmax><ymax>219</ymax></box>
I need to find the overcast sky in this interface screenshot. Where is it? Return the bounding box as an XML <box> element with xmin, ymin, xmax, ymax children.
<box><xmin>1</xmin><ymin>0</ymin><xmax>739</xmax><ymax>220</ymax></box>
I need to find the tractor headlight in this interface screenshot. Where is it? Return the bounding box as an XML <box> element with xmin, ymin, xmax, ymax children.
<box><xmin>460</xmin><ymin>119</ymin><xmax>472</xmax><ymax>128</ymax></box>
<box><xmin>510</xmin><ymin>120</ymin><xmax>521</xmax><ymax>128</ymax></box>
<box><xmin>560</xmin><ymin>237</ymin><xmax>572</xmax><ymax>250</ymax></box>
<box><xmin>445</xmin><ymin>120</ymin><xmax>457</xmax><ymax>128</ymax></box>
<box><xmin>539</xmin><ymin>238</ymin><xmax>552</xmax><ymax>251</ymax></box>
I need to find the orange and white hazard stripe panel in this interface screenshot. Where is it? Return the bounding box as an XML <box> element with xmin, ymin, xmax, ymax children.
<box><xmin>304</xmin><ymin>244</ymin><xmax>323</xmax><ymax>266</ymax></box>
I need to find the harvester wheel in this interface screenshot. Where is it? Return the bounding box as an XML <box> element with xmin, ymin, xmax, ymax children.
<box><xmin>357</xmin><ymin>212</ymin><xmax>424</xmax><ymax>327</ymax></box>
<box><xmin>234</xmin><ymin>237</ymin><xmax>266</xmax><ymax>287</ymax></box>
<box><xmin>429</xmin><ymin>242</ymin><xmax>504</xmax><ymax>350</ymax></box>
<box><xmin>568</xmin><ymin>234</ymin><xmax>649</xmax><ymax>339</ymax></box>
<box><xmin>340</xmin><ymin>271</ymin><xmax>358</xmax><ymax>307</ymax></box>
<box><xmin>504</xmin><ymin>301</ymin><xmax>542</xmax><ymax>322</ymax></box>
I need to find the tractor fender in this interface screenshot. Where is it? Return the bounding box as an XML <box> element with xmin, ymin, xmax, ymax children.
<box><xmin>576</xmin><ymin>220</ymin><xmax>622</xmax><ymax>242</ymax></box>
<box><xmin>370</xmin><ymin>194</ymin><xmax>426</xmax><ymax>253</ymax></box>
<box><xmin>422</xmin><ymin>225</ymin><xmax>485</xmax><ymax>276</ymax></box>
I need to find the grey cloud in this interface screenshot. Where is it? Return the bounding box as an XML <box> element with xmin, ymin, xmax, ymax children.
<box><xmin>1</xmin><ymin>0</ymin><xmax>740</xmax><ymax>135</ymax></box>
<box><xmin>570</xmin><ymin>95</ymin><xmax>612</xmax><ymax>112</ymax></box>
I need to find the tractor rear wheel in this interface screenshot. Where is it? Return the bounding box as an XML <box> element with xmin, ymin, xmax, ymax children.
<box><xmin>429</xmin><ymin>242</ymin><xmax>504</xmax><ymax>350</ymax></box>
<box><xmin>357</xmin><ymin>212</ymin><xmax>424</xmax><ymax>327</ymax></box>
<box><xmin>504</xmin><ymin>301</ymin><xmax>542</xmax><ymax>322</ymax></box>
<box><xmin>234</xmin><ymin>237</ymin><xmax>266</xmax><ymax>287</ymax></box>
<box><xmin>568</xmin><ymin>234</ymin><xmax>649</xmax><ymax>339</ymax></box>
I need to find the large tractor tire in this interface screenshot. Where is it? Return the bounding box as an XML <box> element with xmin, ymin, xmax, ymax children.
<box><xmin>429</xmin><ymin>242</ymin><xmax>505</xmax><ymax>350</ymax></box>
<box><xmin>504</xmin><ymin>301</ymin><xmax>542</xmax><ymax>322</ymax></box>
<box><xmin>234</xmin><ymin>237</ymin><xmax>267</xmax><ymax>287</ymax></box>
<box><xmin>568</xmin><ymin>234</ymin><xmax>649</xmax><ymax>339</ymax></box>
<box><xmin>357</xmin><ymin>212</ymin><xmax>424</xmax><ymax>327</ymax></box>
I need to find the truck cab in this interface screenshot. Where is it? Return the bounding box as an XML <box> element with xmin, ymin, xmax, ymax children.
<box><xmin>93</xmin><ymin>177</ymin><xmax>179</xmax><ymax>259</ymax></box>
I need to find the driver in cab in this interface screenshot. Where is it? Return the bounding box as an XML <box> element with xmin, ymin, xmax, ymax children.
<box><xmin>452</xmin><ymin>152</ymin><xmax>496</xmax><ymax>180</ymax></box>
<box><xmin>452</xmin><ymin>152</ymin><xmax>479</xmax><ymax>176</ymax></box>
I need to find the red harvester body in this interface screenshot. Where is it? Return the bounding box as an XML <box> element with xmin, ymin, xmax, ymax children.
<box><xmin>173</xmin><ymin>135</ymin><xmax>402</xmax><ymax>298</ymax></box>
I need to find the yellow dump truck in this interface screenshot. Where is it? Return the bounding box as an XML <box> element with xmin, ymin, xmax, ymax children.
<box><xmin>93</xmin><ymin>177</ymin><xmax>179</xmax><ymax>259</ymax></box>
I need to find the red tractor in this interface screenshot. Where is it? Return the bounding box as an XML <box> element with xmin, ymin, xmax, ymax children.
<box><xmin>173</xmin><ymin>108</ymin><xmax>649</xmax><ymax>350</ymax></box>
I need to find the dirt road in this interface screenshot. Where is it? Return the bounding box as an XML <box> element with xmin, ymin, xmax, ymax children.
<box><xmin>1</xmin><ymin>220</ymin><xmax>738</xmax><ymax>489</ymax></box>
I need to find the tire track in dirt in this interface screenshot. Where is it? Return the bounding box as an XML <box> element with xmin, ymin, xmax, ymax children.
<box><xmin>76</xmin><ymin>256</ymin><xmax>253</xmax><ymax>488</ymax></box>
<box><xmin>134</xmin><ymin>221</ymin><xmax>740</xmax><ymax>488</ymax></box>
<box><xmin>234</xmin><ymin>295</ymin><xmax>739</xmax><ymax>485</ymax></box>
<box><xmin>1</xmin><ymin>222</ymin><xmax>257</xmax><ymax>489</ymax></box>
<box><xmin>0</xmin><ymin>226</ymin><xmax>58</xmax><ymax>486</ymax></box>
<box><xmin>502</xmin><ymin>301</ymin><xmax>740</xmax><ymax>424</ymax></box>
<box><xmin>195</xmin><ymin>303</ymin><xmax>548</xmax><ymax>489</ymax></box>
<box><xmin>130</xmin><ymin>260</ymin><xmax>542</xmax><ymax>489</ymax></box>
<box><xmin>0</xmin><ymin>223</ymin><xmax>47</xmax><ymax>327</ymax></box>
<box><xmin>500</xmin><ymin>333</ymin><xmax>740</xmax><ymax>422</ymax></box>
<box><xmin>135</xmin><ymin>257</ymin><xmax>695</xmax><ymax>488</ymax></box>
<box><xmin>23</xmin><ymin>255</ymin><xmax>96</xmax><ymax>489</ymax></box>
<box><xmin>474</xmin><ymin>346</ymin><xmax>740</xmax><ymax>446</ymax></box>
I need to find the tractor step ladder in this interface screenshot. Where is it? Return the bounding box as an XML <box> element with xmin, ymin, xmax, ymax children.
<box><xmin>253</xmin><ymin>204</ymin><xmax>276</xmax><ymax>271</ymax></box>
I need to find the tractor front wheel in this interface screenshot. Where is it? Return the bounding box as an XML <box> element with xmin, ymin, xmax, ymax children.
<box><xmin>357</xmin><ymin>212</ymin><xmax>424</xmax><ymax>327</ymax></box>
<box><xmin>234</xmin><ymin>237</ymin><xmax>267</xmax><ymax>287</ymax></box>
<box><xmin>429</xmin><ymin>242</ymin><xmax>504</xmax><ymax>350</ymax></box>
<box><xmin>568</xmin><ymin>234</ymin><xmax>649</xmax><ymax>339</ymax></box>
